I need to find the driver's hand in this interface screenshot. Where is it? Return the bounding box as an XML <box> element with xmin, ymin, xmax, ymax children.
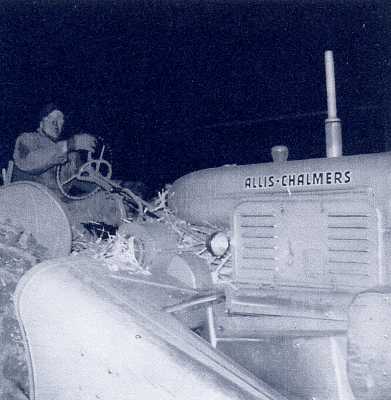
<box><xmin>69</xmin><ymin>133</ymin><xmax>97</xmax><ymax>153</ymax></box>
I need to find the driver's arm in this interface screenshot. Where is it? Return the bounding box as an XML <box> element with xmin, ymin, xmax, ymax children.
<box><xmin>13</xmin><ymin>132</ymin><xmax>68</xmax><ymax>174</ymax></box>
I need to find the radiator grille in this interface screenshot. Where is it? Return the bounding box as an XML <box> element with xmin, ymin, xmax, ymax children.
<box><xmin>326</xmin><ymin>207</ymin><xmax>376</xmax><ymax>288</ymax></box>
<box><xmin>233</xmin><ymin>198</ymin><xmax>379</xmax><ymax>290</ymax></box>
<box><xmin>234</xmin><ymin>203</ymin><xmax>278</xmax><ymax>284</ymax></box>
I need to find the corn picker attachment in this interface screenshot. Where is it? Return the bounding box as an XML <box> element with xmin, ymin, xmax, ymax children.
<box><xmin>15</xmin><ymin>257</ymin><xmax>288</xmax><ymax>400</ymax></box>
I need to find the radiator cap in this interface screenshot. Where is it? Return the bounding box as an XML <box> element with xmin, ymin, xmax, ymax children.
<box><xmin>271</xmin><ymin>145</ymin><xmax>289</xmax><ymax>162</ymax></box>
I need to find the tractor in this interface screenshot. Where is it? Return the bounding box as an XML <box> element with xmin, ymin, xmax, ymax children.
<box><xmin>2</xmin><ymin>51</ymin><xmax>390</xmax><ymax>400</ymax></box>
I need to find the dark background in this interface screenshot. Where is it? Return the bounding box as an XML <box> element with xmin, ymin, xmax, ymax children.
<box><xmin>0</xmin><ymin>0</ymin><xmax>390</xmax><ymax>192</ymax></box>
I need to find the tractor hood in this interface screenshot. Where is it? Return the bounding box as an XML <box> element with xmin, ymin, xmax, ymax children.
<box><xmin>168</xmin><ymin>152</ymin><xmax>391</xmax><ymax>226</ymax></box>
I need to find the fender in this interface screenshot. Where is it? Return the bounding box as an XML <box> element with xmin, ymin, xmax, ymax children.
<box><xmin>0</xmin><ymin>181</ymin><xmax>72</xmax><ymax>258</ymax></box>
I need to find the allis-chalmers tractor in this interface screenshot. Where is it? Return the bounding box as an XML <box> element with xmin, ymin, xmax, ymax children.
<box><xmin>2</xmin><ymin>51</ymin><xmax>390</xmax><ymax>400</ymax></box>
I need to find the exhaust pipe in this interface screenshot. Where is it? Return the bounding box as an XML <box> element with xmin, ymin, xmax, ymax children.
<box><xmin>324</xmin><ymin>50</ymin><xmax>343</xmax><ymax>157</ymax></box>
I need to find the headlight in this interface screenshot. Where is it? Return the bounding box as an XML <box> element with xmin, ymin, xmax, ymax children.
<box><xmin>206</xmin><ymin>231</ymin><xmax>230</xmax><ymax>257</ymax></box>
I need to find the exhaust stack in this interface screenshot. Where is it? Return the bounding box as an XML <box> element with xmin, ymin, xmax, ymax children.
<box><xmin>324</xmin><ymin>50</ymin><xmax>342</xmax><ymax>157</ymax></box>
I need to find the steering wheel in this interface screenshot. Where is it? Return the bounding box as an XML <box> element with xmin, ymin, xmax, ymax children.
<box><xmin>56</xmin><ymin>145</ymin><xmax>113</xmax><ymax>200</ymax></box>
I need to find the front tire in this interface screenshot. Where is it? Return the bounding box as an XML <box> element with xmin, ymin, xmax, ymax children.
<box><xmin>347</xmin><ymin>287</ymin><xmax>391</xmax><ymax>400</ymax></box>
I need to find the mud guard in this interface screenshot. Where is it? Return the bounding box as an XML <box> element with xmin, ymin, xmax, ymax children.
<box><xmin>15</xmin><ymin>256</ymin><xmax>287</xmax><ymax>400</ymax></box>
<box><xmin>0</xmin><ymin>181</ymin><xmax>72</xmax><ymax>258</ymax></box>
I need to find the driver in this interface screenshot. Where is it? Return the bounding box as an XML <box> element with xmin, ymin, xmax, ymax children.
<box><xmin>13</xmin><ymin>103</ymin><xmax>96</xmax><ymax>195</ymax></box>
<box><xmin>13</xmin><ymin>104</ymin><xmax>126</xmax><ymax>231</ymax></box>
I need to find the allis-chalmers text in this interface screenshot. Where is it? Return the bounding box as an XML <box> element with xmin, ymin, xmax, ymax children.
<box><xmin>244</xmin><ymin>170</ymin><xmax>351</xmax><ymax>189</ymax></box>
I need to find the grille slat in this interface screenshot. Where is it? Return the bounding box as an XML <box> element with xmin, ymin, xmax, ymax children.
<box><xmin>328</xmin><ymin>225</ymin><xmax>368</xmax><ymax>230</ymax></box>
<box><xmin>328</xmin><ymin>271</ymin><xmax>369</xmax><ymax>277</ymax></box>
<box><xmin>240</xmin><ymin>214</ymin><xmax>275</xmax><ymax>218</ymax></box>
<box><xmin>328</xmin><ymin>214</ymin><xmax>369</xmax><ymax>218</ymax></box>
<box><xmin>328</xmin><ymin>248</ymin><xmax>369</xmax><ymax>253</ymax></box>
<box><xmin>328</xmin><ymin>260</ymin><xmax>369</xmax><ymax>265</ymax></box>
<box><xmin>241</xmin><ymin>224</ymin><xmax>276</xmax><ymax>228</ymax></box>
<box><xmin>242</xmin><ymin>234</ymin><xmax>276</xmax><ymax>239</ymax></box>
<box><xmin>328</xmin><ymin>237</ymin><xmax>369</xmax><ymax>241</ymax></box>
<box><xmin>244</xmin><ymin>245</ymin><xmax>276</xmax><ymax>250</ymax></box>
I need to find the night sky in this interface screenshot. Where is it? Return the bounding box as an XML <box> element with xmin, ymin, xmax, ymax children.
<box><xmin>0</xmin><ymin>0</ymin><xmax>390</xmax><ymax>192</ymax></box>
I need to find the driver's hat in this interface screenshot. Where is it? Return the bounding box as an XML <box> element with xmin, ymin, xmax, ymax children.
<box><xmin>39</xmin><ymin>103</ymin><xmax>60</xmax><ymax>120</ymax></box>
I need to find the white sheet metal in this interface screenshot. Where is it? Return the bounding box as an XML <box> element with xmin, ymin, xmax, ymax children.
<box><xmin>15</xmin><ymin>257</ymin><xmax>287</xmax><ymax>400</ymax></box>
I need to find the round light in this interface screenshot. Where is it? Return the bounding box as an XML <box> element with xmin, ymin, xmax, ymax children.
<box><xmin>207</xmin><ymin>231</ymin><xmax>230</xmax><ymax>257</ymax></box>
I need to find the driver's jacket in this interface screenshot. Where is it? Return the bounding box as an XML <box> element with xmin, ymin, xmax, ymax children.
<box><xmin>13</xmin><ymin>131</ymin><xmax>76</xmax><ymax>195</ymax></box>
<box><xmin>12</xmin><ymin>132</ymin><xmax>124</xmax><ymax>227</ymax></box>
